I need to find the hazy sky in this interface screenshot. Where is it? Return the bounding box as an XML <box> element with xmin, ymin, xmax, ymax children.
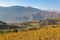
<box><xmin>0</xmin><ymin>0</ymin><xmax>60</xmax><ymax>10</ymax></box>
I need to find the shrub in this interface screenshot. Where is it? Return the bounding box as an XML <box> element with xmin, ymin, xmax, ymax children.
<box><xmin>28</xmin><ymin>27</ymin><xmax>37</xmax><ymax>30</ymax></box>
<box><xmin>12</xmin><ymin>29</ymin><xmax>18</xmax><ymax>32</ymax></box>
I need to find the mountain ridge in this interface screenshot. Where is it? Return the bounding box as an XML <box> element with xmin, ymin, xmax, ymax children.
<box><xmin>0</xmin><ymin>6</ymin><xmax>60</xmax><ymax>23</ymax></box>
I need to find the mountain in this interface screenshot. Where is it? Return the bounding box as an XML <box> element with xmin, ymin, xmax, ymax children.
<box><xmin>47</xmin><ymin>10</ymin><xmax>60</xmax><ymax>13</ymax></box>
<box><xmin>0</xmin><ymin>6</ymin><xmax>42</xmax><ymax>21</ymax></box>
<box><xmin>11</xmin><ymin>12</ymin><xmax>60</xmax><ymax>23</ymax></box>
<box><xmin>0</xmin><ymin>6</ymin><xmax>60</xmax><ymax>23</ymax></box>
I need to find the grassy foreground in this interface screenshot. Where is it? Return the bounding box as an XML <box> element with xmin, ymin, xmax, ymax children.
<box><xmin>0</xmin><ymin>26</ymin><xmax>60</xmax><ymax>40</ymax></box>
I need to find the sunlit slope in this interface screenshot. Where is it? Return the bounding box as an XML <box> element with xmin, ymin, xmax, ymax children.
<box><xmin>0</xmin><ymin>27</ymin><xmax>60</xmax><ymax>40</ymax></box>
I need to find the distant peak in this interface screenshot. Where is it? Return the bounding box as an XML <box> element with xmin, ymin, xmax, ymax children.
<box><xmin>27</xmin><ymin>6</ymin><xmax>32</xmax><ymax>8</ymax></box>
<box><xmin>10</xmin><ymin>6</ymin><xmax>23</xmax><ymax>7</ymax></box>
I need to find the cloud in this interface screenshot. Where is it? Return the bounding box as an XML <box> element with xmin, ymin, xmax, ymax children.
<box><xmin>0</xmin><ymin>0</ymin><xmax>18</xmax><ymax>7</ymax></box>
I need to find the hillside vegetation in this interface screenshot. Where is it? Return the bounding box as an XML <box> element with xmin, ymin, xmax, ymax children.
<box><xmin>0</xmin><ymin>18</ymin><xmax>60</xmax><ymax>33</ymax></box>
<box><xmin>0</xmin><ymin>25</ymin><xmax>60</xmax><ymax>40</ymax></box>
<box><xmin>0</xmin><ymin>18</ymin><xmax>60</xmax><ymax>40</ymax></box>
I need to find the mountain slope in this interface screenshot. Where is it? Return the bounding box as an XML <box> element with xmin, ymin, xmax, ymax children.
<box><xmin>0</xmin><ymin>6</ymin><xmax>42</xmax><ymax>21</ymax></box>
<box><xmin>0</xmin><ymin>6</ymin><xmax>60</xmax><ymax>23</ymax></box>
<box><xmin>10</xmin><ymin>11</ymin><xmax>60</xmax><ymax>23</ymax></box>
